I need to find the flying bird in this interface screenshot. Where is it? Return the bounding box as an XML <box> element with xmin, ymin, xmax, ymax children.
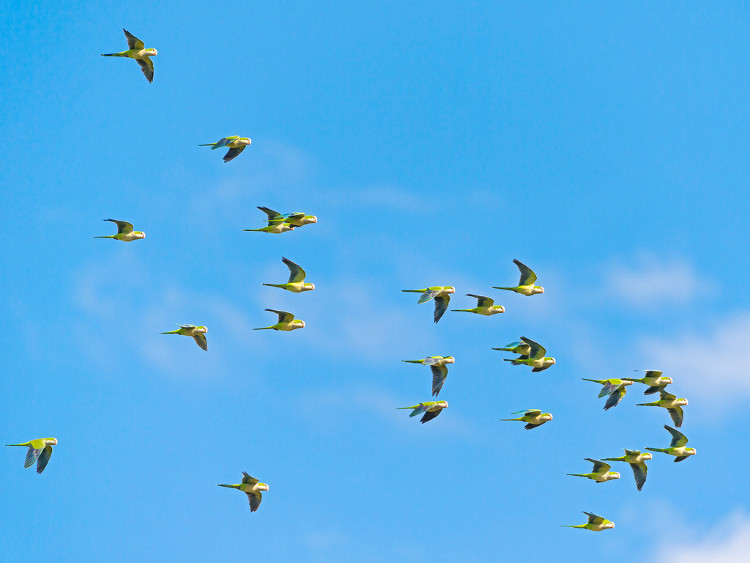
<box><xmin>253</xmin><ymin>309</ymin><xmax>305</xmax><ymax>331</ymax></box>
<box><xmin>5</xmin><ymin>438</ymin><xmax>58</xmax><ymax>474</ymax></box>
<box><xmin>402</xmin><ymin>286</ymin><xmax>455</xmax><ymax>323</ymax></box>
<box><xmin>397</xmin><ymin>401</ymin><xmax>448</xmax><ymax>423</ymax></box>
<box><xmin>257</xmin><ymin>206</ymin><xmax>317</xmax><ymax>229</ymax></box>
<box><xmin>492</xmin><ymin>259</ymin><xmax>544</xmax><ymax>296</ymax></box>
<box><xmin>562</xmin><ymin>512</ymin><xmax>615</xmax><ymax>532</ymax></box>
<box><xmin>262</xmin><ymin>257</ymin><xmax>315</xmax><ymax>293</ymax></box>
<box><xmin>581</xmin><ymin>378</ymin><xmax>633</xmax><ymax>410</ymax></box>
<box><xmin>217</xmin><ymin>472</ymin><xmax>269</xmax><ymax>512</ymax></box>
<box><xmin>636</xmin><ymin>390</ymin><xmax>688</xmax><ymax>428</ymax></box>
<box><xmin>199</xmin><ymin>136</ymin><xmax>252</xmax><ymax>162</ymax></box>
<box><xmin>101</xmin><ymin>29</ymin><xmax>157</xmax><ymax>82</ymax></box>
<box><xmin>161</xmin><ymin>324</ymin><xmax>208</xmax><ymax>351</ymax></box>
<box><xmin>402</xmin><ymin>356</ymin><xmax>455</xmax><ymax>397</ymax></box>
<box><xmin>646</xmin><ymin>425</ymin><xmax>697</xmax><ymax>462</ymax></box>
<box><xmin>500</xmin><ymin>409</ymin><xmax>553</xmax><ymax>430</ymax></box>
<box><xmin>626</xmin><ymin>370</ymin><xmax>673</xmax><ymax>395</ymax></box>
<box><xmin>94</xmin><ymin>219</ymin><xmax>146</xmax><ymax>242</ymax></box>
<box><xmin>567</xmin><ymin>459</ymin><xmax>620</xmax><ymax>483</ymax></box>
<box><xmin>451</xmin><ymin>294</ymin><xmax>505</xmax><ymax>316</ymax></box>
<box><xmin>492</xmin><ymin>340</ymin><xmax>531</xmax><ymax>356</ymax></box>
<box><xmin>602</xmin><ymin>449</ymin><xmax>652</xmax><ymax>490</ymax></box>
<box><xmin>503</xmin><ymin>337</ymin><xmax>555</xmax><ymax>372</ymax></box>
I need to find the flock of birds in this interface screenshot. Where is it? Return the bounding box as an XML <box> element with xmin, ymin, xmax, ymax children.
<box><xmin>5</xmin><ymin>29</ymin><xmax>698</xmax><ymax>526</ymax></box>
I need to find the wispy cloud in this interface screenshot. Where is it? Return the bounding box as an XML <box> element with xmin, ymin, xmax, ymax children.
<box><xmin>656</xmin><ymin>511</ymin><xmax>750</xmax><ymax>563</ymax></box>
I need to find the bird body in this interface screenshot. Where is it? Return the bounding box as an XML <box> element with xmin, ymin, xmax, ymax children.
<box><xmin>563</xmin><ymin>512</ymin><xmax>614</xmax><ymax>532</ymax></box>
<box><xmin>262</xmin><ymin>257</ymin><xmax>315</xmax><ymax>293</ymax></box>
<box><xmin>94</xmin><ymin>219</ymin><xmax>145</xmax><ymax>242</ymax></box>
<box><xmin>602</xmin><ymin>449</ymin><xmax>652</xmax><ymax>490</ymax></box>
<box><xmin>402</xmin><ymin>356</ymin><xmax>455</xmax><ymax>396</ymax></box>
<box><xmin>199</xmin><ymin>136</ymin><xmax>252</xmax><ymax>162</ymax></box>
<box><xmin>397</xmin><ymin>401</ymin><xmax>448</xmax><ymax>423</ymax></box>
<box><xmin>503</xmin><ymin>336</ymin><xmax>555</xmax><ymax>372</ymax></box>
<box><xmin>626</xmin><ymin>370</ymin><xmax>673</xmax><ymax>395</ymax></box>
<box><xmin>567</xmin><ymin>459</ymin><xmax>620</xmax><ymax>483</ymax></box>
<box><xmin>492</xmin><ymin>259</ymin><xmax>544</xmax><ymax>296</ymax></box>
<box><xmin>161</xmin><ymin>324</ymin><xmax>208</xmax><ymax>351</ymax></box>
<box><xmin>581</xmin><ymin>378</ymin><xmax>633</xmax><ymax>410</ymax></box>
<box><xmin>500</xmin><ymin>409</ymin><xmax>553</xmax><ymax>430</ymax></box>
<box><xmin>257</xmin><ymin>206</ymin><xmax>317</xmax><ymax>228</ymax></box>
<box><xmin>253</xmin><ymin>309</ymin><xmax>305</xmax><ymax>331</ymax></box>
<box><xmin>646</xmin><ymin>425</ymin><xmax>697</xmax><ymax>462</ymax></box>
<box><xmin>636</xmin><ymin>390</ymin><xmax>688</xmax><ymax>427</ymax></box>
<box><xmin>5</xmin><ymin>438</ymin><xmax>57</xmax><ymax>473</ymax></box>
<box><xmin>218</xmin><ymin>472</ymin><xmax>269</xmax><ymax>512</ymax></box>
<box><xmin>101</xmin><ymin>29</ymin><xmax>157</xmax><ymax>82</ymax></box>
<box><xmin>451</xmin><ymin>294</ymin><xmax>505</xmax><ymax>315</ymax></box>
<box><xmin>402</xmin><ymin>286</ymin><xmax>455</xmax><ymax>323</ymax></box>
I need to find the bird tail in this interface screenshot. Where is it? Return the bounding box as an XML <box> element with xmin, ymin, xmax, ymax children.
<box><xmin>566</xmin><ymin>474</ymin><xmax>587</xmax><ymax>478</ymax></box>
<box><xmin>636</xmin><ymin>402</ymin><xmax>657</xmax><ymax>407</ymax></box>
<box><xmin>4</xmin><ymin>443</ymin><xmax>26</xmax><ymax>447</ymax></box>
<box><xmin>492</xmin><ymin>347</ymin><xmax>513</xmax><ymax>351</ymax></box>
<box><xmin>401</xmin><ymin>360</ymin><xmax>423</xmax><ymax>364</ymax></box>
<box><xmin>601</xmin><ymin>457</ymin><xmax>619</xmax><ymax>462</ymax></box>
<box><xmin>561</xmin><ymin>525</ymin><xmax>585</xmax><ymax>529</ymax></box>
<box><xmin>217</xmin><ymin>484</ymin><xmax>238</xmax><ymax>489</ymax></box>
<box><xmin>499</xmin><ymin>417</ymin><xmax>522</xmax><ymax>422</ymax></box>
<box><xmin>581</xmin><ymin>378</ymin><xmax>602</xmax><ymax>384</ymax></box>
<box><xmin>161</xmin><ymin>330</ymin><xmax>180</xmax><ymax>334</ymax></box>
<box><xmin>645</xmin><ymin>447</ymin><xmax>666</xmax><ymax>453</ymax></box>
<box><xmin>262</xmin><ymin>283</ymin><xmax>285</xmax><ymax>289</ymax></box>
<box><xmin>492</xmin><ymin>286</ymin><xmax>515</xmax><ymax>291</ymax></box>
<box><xmin>93</xmin><ymin>235</ymin><xmax>116</xmax><ymax>239</ymax></box>
<box><xmin>450</xmin><ymin>309</ymin><xmax>473</xmax><ymax>312</ymax></box>
<box><xmin>252</xmin><ymin>327</ymin><xmax>273</xmax><ymax>331</ymax></box>
<box><xmin>503</xmin><ymin>359</ymin><xmax>523</xmax><ymax>365</ymax></box>
<box><xmin>198</xmin><ymin>143</ymin><xmax>218</xmax><ymax>148</ymax></box>
<box><xmin>243</xmin><ymin>228</ymin><xmax>264</xmax><ymax>232</ymax></box>
<box><xmin>100</xmin><ymin>52</ymin><xmax>125</xmax><ymax>57</ymax></box>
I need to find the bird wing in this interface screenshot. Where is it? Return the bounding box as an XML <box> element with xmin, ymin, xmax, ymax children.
<box><xmin>136</xmin><ymin>57</ymin><xmax>154</xmax><ymax>83</ymax></box>
<box><xmin>417</xmin><ymin>290</ymin><xmax>439</xmax><ymax>304</ymax></box>
<box><xmin>24</xmin><ymin>445</ymin><xmax>43</xmax><ymax>469</ymax></box>
<box><xmin>433</xmin><ymin>295</ymin><xmax>450</xmax><ymax>323</ymax></box>
<box><xmin>584</xmin><ymin>512</ymin><xmax>605</xmax><ymax>525</ymax></box>
<box><xmin>123</xmin><ymin>29</ymin><xmax>145</xmax><ymax>50</ymax></box>
<box><xmin>267</xmin><ymin>309</ymin><xmax>294</xmax><ymax>323</ymax></box>
<box><xmin>522</xmin><ymin>409</ymin><xmax>542</xmax><ymax>416</ymax></box>
<box><xmin>643</xmin><ymin>370</ymin><xmax>663</xmax><ymax>378</ymax></box>
<box><xmin>36</xmin><ymin>445</ymin><xmax>53</xmax><ymax>474</ymax></box>
<box><xmin>179</xmin><ymin>324</ymin><xmax>197</xmax><ymax>330</ymax></box>
<box><xmin>258</xmin><ymin>206</ymin><xmax>282</xmax><ymax>221</ymax></box>
<box><xmin>466</xmin><ymin>294</ymin><xmax>493</xmax><ymax>307</ymax></box>
<box><xmin>223</xmin><ymin>146</ymin><xmax>245</xmax><ymax>162</ymax></box>
<box><xmin>665</xmin><ymin>425</ymin><xmax>688</xmax><ymax>447</ymax></box>
<box><xmin>585</xmin><ymin>458</ymin><xmax>611</xmax><ymax>473</ymax></box>
<box><xmin>603</xmin><ymin>387</ymin><xmax>626</xmax><ymax>410</ymax></box>
<box><xmin>420</xmin><ymin>409</ymin><xmax>442</xmax><ymax>423</ymax></box>
<box><xmin>659</xmin><ymin>390</ymin><xmax>676</xmax><ymax>401</ymax></box>
<box><xmin>514</xmin><ymin>259</ymin><xmax>537</xmax><ymax>286</ymax></box>
<box><xmin>629</xmin><ymin>462</ymin><xmax>647</xmax><ymax>491</ymax></box>
<box><xmin>668</xmin><ymin>407</ymin><xmax>684</xmax><ymax>428</ymax></box>
<box><xmin>106</xmin><ymin>219</ymin><xmax>134</xmax><ymax>234</ymax></box>
<box><xmin>520</xmin><ymin>336</ymin><xmax>545</xmax><ymax>359</ymax></box>
<box><xmin>282</xmin><ymin>257</ymin><xmax>306</xmax><ymax>283</ymax></box>
<box><xmin>193</xmin><ymin>333</ymin><xmax>208</xmax><ymax>351</ymax></box>
<box><xmin>246</xmin><ymin>491</ymin><xmax>262</xmax><ymax>512</ymax></box>
<box><xmin>430</xmin><ymin>364</ymin><xmax>448</xmax><ymax>397</ymax></box>
<box><xmin>242</xmin><ymin>472</ymin><xmax>259</xmax><ymax>485</ymax></box>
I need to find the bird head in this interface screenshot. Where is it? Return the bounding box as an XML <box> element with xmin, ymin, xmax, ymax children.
<box><xmin>662</xmin><ymin>377</ymin><xmax>673</xmax><ymax>385</ymax></box>
<box><xmin>47</xmin><ymin>438</ymin><xmax>58</xmax><ymax>445</ymax></box>
<box><xmin>549</xmin><ymin>358</ymin><xmax>556</xmax><ymax>365</ymax></box>
<box><xmin>305</xmin><ymin>283</ymin><xmax>316</xmax><ymax>291</ymax></box>
<box><xmin>687</xmin><ymin>447</ymin><xmax>697</xmax><ymax>455</ymax></box>
<box><xmin>136</xmin><ymin>231</ymin><xmax>146</xmax><ymax>239</ymax></box>
<box><xmin>606</xmin><ymin>522</ymin><xmax>615</xmax><ymax>529</ymax></box>
<box><xmin>543</xmin><ymin>413</ymin><xmax>553</xmax><ymax>421</ymax></box>
<box><xmin>296</xmin><ymin>320</ymin><xmax>306</xmax><ymax>328</ymax></box>
<box><xmin>621</xmin><ymin>379</ymin><xmax>634</xmax><ymax>386</ymax></box>
<box><xmin>304</xmin><ymin>215</ymin><xmax>318</xmax><ymax>224</ymax></box>
<box><xmin>535</xmin><ymin>286</ymin><xmax>545</xmax><ymax>294</ymax></box>
<box><xmin>677</xmin><ymin>398</ymin><xmax>688</xmax><ymax>406</ymax></box>
<box><xmin>642</xmin><ymin>452</ymin><xmax>653</xmax><ymax>461</ymax></box>
<box><xmin>259</xmin><ymin>483</ymin><xmax>269</xmax><ymax>491</ymax></box>
<box><xmin>610</xmin><ymin>472</ymin><xmax>620</xmax><ymax>480</ymax></box>
<box><xmin>439</xmin><ymin>401</ymin><xmax>449</xmax><ymax>409</ymax></box>
<box><xmin>197</xmin><ymin>326</ymin><xmax>208</xmax><ymax>333</ymax></box>
<box><xmin>495</xmin><ymin>305</ymin><xmax>506</xmax><ymax>313</ymax></box>
<box><xmin>146</xmin><ymin>48</ymin><xmax>158</xmax><ymax>56</ymax></box>
<box><xmin>445</xmin><ymin>356</ymin><xmax>455</xmax><ymax>364</ymax></box>
<box><xmin>446</xmin><ymin>287</ymin><xmax>456</xmax><ymax>294</ymax></box>
<box><xmin>241</xmin><ymin>138</ymin><xmax>252</xmax><ymax>145</ymax></box>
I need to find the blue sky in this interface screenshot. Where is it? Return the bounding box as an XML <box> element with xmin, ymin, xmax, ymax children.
<box><xmin>2</xmin><ymin>2</ymin><xmax>749</xmax><ymax>561</ymax></box>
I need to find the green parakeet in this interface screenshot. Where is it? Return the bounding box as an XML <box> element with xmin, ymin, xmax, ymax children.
<box><xmin>451</xmin><ymin>294</ymin><xmax>505</xmax><ymax>316</ymax></box>
<box><xmin>491</xmin><ymin>340</ymin><xmax>531</xmax><ymax>356</ymax></box>
<box><xmin>262</xmin><ymin>257</ymin><xmax>315</xmax><ymax>293</ymax></box>
<box><xmin>199</xmin><ymin>136</ymin><xmax>252</xmax><ymax>162</ymax></box>
<box><xmin>402</xmin><ymin>356</ymin><xmax>455</xmax><ymax>397</ymax></box>
<box><xmin>500</xmin><ymin>409</ymin><xmax>553</xmax><ymax>430</ymax></box>
<box><xmin>602</xmin><ymin>449</ymin><xmax>652</xmax><ymax>490</ymax></box>
<box><xmin>581</xmin><ymin>378</ymin><xmax>633</xmax><ymax>410</ymax></box>
<box><xmin>94</xmin><ymin>219</ymin><xmax>146</xmax><ymax>242</ymax></box>
<box><xmin>218</xmin><ymin>472</ymin><xmax>269</xmax><ymax>512</ymax></box>
<box><xmin>161</xmin><ymin>324</ymin><xmax>208</xmax><ymax>351</ymax></box>
<box><xmin>625</xmin><ymin>370</ymin><xmax>673</xmax><ymax>395</ymax></box>
<box><xmin>636</xmin><ymin>390</ymin><xmax>688</xmax><ymax>428</ymax></box>
<box><xmin>567</xmin><ymin>459</ymin><xmax>620</xmax><ymax>483</ymax></box>
<box><xmin>397</xmin><ymin>401</ymin><xmax>448</xmax><ymax>423</ymax></box>
<box><xmin>646</xmin><ymin>425</ymin><xmax>697</xmax><ymax>462</ymax></box>
<box><xmin>402</xmin><ymin>286</ymin><xmax>455</xmax><ymax>323</ymax></box>
<box><xmin>101</xmin><ymin>29</ymin><xmax>157</xmax><ymax>83</ymax></box>
<box><xmin>492</xmin><ymin>259</ymin><xmax>544</xmax><ymax>296</ymax></box>
<box><xmin>563</xmin><ymin>512</ymin><xmax>615</xmax><ymax>532</ymax></box>
<box><xmin>257</xmin><ymin>206</ymin><xmax>317</xmax><ymax>228</ymax></box>
<box><xmin>243</xmin><ymin>207</ymin><xmax>297</xmax><ymax>234</ymax></box>
<box><xmin>253</xmin><ymin>309</ymin><xmax>305</xmax><ymax>331</ymax></box>
<box><xmin>5</xmin><ymin>438</ymin><xmax>58</xmax><ymax>474</ymax></box>
<box><xmin>503</xmin><ymin>337</ymin><xmax>555</xmax><ymax>372</ymax></box>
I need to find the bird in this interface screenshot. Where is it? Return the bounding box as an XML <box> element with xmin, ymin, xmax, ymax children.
<box><xmin>567</xmin><ymin>459</ymin><xmax>620</xmax><ymax>483</ymax></box>
<box><xmin>451</xmin><ymin>294</ymin><xmax>505</xmax><ymax>316</ymax></box>
<box><xmin>93</xmin><ymin>219</ymin><xmax>146</xmax><ymax>242</ymax></box>
<box><xmin>402</xmin><ymin>356</ymin><xmax>455</xmax><ymax>397</ymax></box>
<box><xmin>500</xmin><ymin>409</ymin><xmax>553</xmax><ymax>430</ymax></box>
<box><xmin>602</xmin><ymin>449</ymin><xmax>652</xmax><ymax>490</ymax></box>
<box><xmin>199</xmin><ymin>136</ymin><xmax>252</xmax><ymax>163</ymax></box>
<box><xmin>562</xmin><ymin>512</ymin><xmax>615</xmax><ymax>532</ymax></box>
<box><xmin>581</xmin><ymin>378</ymin><xmax>634</xmax><ymax>410</ymax></box>
<box><xmin>243</xmin><ymin>207</ymin><xmax>296</xmax><ymax>234</ymax></box>
<box><xmin>5</xmin><ymin>438</ymin><xmax>58</xmax><ymax>474</ymax></box>
<box><xmin>397</xmin><ymin>401</ymin><xmax>448</xmax><ymax>423</ymax></box>
<box><xmin>502</xmin><ymin>337</ymin><xmax>555</xmax><ymax>372</ymax></box>
<box><xmin>253</xmin><ymin>309</ymin><xmax>305</xmax><ymax>331</ymax></box>
<box><xmin>646</xmin><ymin>425</ymin><xmax>697</xmax><ymax>462</ymax></box>
<box><xmin>101</xmin><ymin>29</ymin><xmax>157</xmax><ymax>83</ymax></box>
<box><xmin>161</xmin><ymin>324</ymin><xmax>208</xmax><ymax>351</ymax></box>
<box><xmin>402</xmin><ymin>286</ymin><xmax>455</xmax><ymax>323</ymax></box>
<box><xmin>626</xmin><ymin>370</ymin><xmax>673</xmax><ymax>395</ymax></box>
<box><xmin>636</xmin><ymin>390</ymin><xmax>688</xmax><ymax>428</ymax></box>
<box><xmin>492</xmin><ymin>259</ymin><xmax>544</xmax><ymax>296</ymax></box>
<box><xmin>491</xmin><ymin>340</ymin><xmax>531</xmax><ymax>356</ymax></box>
<box><xmin>217</xmin><ymin>472</ymin><xmax>269</xmax><ymax>512</ymax></box>
<box><xmin>262</xmin><ymin>257</ymin><xmax>315</xmax><ymax>293</ymax></box>
<box><xmin>257</xmin><ymin>206</ymin><xmax>317</xmax><ymax>229</ymax></box>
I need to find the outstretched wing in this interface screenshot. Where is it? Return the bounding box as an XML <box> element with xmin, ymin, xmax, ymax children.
<box><xmin>417</xmin><ymin>290</ymin><xmax>439</xmax><ymax>304</ymax></box>
<box><xmin>193</xmin><ymin>333</ymin><xmax>208</xmax><ymax>351</ymax></box>
<box><xmin>522</xmin><ymin>409</ymin><xmax>542</xmax><ymax>416</ymax></box>
<box><xmin>282</xmin><ymin>257</ymin><xmax>306</xmax><ymax>283</ymax></box>
<box><xmin>24</xmin><ymin>445</ymin><xmax>43</xmax><ymax>469</ymax></box>
<box><xmin>136</xmin><ymin>57</ymin><xmax>154</xmax><ymax>83</ymax></box>
<box><xmin>224</xmin><ymin>146</ymin><xmax>245</xmax><ymax>162</ymax></box>
<box><xmin>433</xmin><ymin>295</ymin><xmax>449</xmax><ymax>323</ymax></box>
<box><xmin>514</xmin><ymin>259</ymin><xmax>537</xmax><ymax>286</ymax></box>
<box><xmin>123</xmin><ymin>29</ymin><xmax>145</xmax><ymax>50</ymax></box>
<box><xmin>665</xmin><ymin>425</ymin><xmax>688</xmax><ymax>448</ymax></box>
<box><xmin>242</xmin><ymin>472</ymin><xmax>259</xmax><ymax>485</ymax></box>
<box><xmin>105</xmin><ymin>219</ymin><xmax>134</xmax><ymax>234</ymax></box>
<box><xmin>258</xmin><ymin>206</ymin><xmax>282</xmax><ymax>222</ymax></box>
<box><xmin>667</xmin><ymin>407</ymin><xmax>684</xmax><ymax>428</ymax></box>
<box><xmin>36</xmin><ymin>445</ymin><xmax>53</xmax><ymax>474</ymax></box>
<box><xmin>630</xmin><ymin>462</ymin><xmax>647</xmax><ymax>491</ymax></box>
<box><xmin>584</xmin><ymin>512</ymin><xmax>605</xmax><ymax>525</ymax></box>
<box><xmin>246</xmin><ymin>491</ymin><xmax>262</xmax><ymax>512</ymax></box>
<box><xmin>603</xmin><ymin>387</ymin><xmax>626</xmax><ymax>410</ymax></box>
<box><xmin>420</xmin><ymin>409</ymin><xmax>442</xmax><ymax>423</ymax></box>
<box><xmin>467</xmin><ymin>294</ymin><xmax>493</xmax><ymax>308</ymax></box>
<box><xmin>585</xmin><ymin>458</ymin><xmax>611</xmax><ymax>473</ymax></box>
<box><xmin>266</xmin><ymin>309</ymin><xmax>295</xmax><ymax>323</ymax></box>
<box><xmin>520</xmin><ymin>336</ymin><xmax>545</xmax><ymax>359</ymax></box>
<box><xmin>430</xmin><ymin>364</ymin><xmax>448</xmax><ymax>397</ymax></box>
<box><xmin>179</xmin><ymin>324</ymin><xmax>197</xmax><ymax>330</ymax></box>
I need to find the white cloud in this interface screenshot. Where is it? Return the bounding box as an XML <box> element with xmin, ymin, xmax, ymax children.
<box><xmin>639</xmin><ymin>313</ymin><xmax>750</xmax><ymax>400</ymax></box>
<box><xmin>656</xmin><ymin>511</ymin><xmax>750</xmax><ymax>563</ymax></box>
